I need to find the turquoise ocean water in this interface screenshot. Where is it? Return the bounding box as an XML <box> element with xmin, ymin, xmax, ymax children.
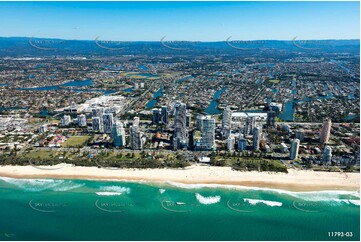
<box><xmin>0</xmin><ymin>177</ymin><xmax>359</xmax><ymax>241</ymax></box>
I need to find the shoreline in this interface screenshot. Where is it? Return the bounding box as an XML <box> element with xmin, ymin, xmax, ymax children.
<box><xmin>0</xmin><ymin>164</ymin><xmax>359</xmax><ymax>192</ymax></box>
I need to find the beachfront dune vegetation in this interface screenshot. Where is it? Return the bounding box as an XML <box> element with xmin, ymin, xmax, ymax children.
<box><xmin>0</xmin><ymin>150</ymin><xmax>190</xmax><ymax>169</ymax></box>
<box><xmin>231</xmin><ymin>159</ymin><xmax>288</xmax><ymax>173</ymax></box>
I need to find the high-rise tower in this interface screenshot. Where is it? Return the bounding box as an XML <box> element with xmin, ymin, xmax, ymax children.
<box><xmin>130</xmin><ymin>125</ymin><xmax>142</xmax><ymax>150</ymax></box>
<box><xmin>102</xmin><ymin>113</ymin><xmax>114</xmax><ymax>134</ymax></box>
<box><xmin>201</xmin><ymin>116</ymin><xmax>216</xmax><ymax>150</ymax></box>
<box><xmin>252</xmin><ymin>126</ymin><xmax>261</xmax><ymax>150</ymax></box>
<box><xmin>222</xmin><ymin>107</ymin><xmax>232</xmax><ymax>138</ymax></box>
<box><xmin>320</xmin><ymin>118</ymin><xmax>332</xmax><ymax>144</ymax></box>
<box><xmin>112</xmin><ymin>121</ymin><xmax>126</xmax><ymax>148</ymax></box>
<box><xmin>290</xmin><ymin>139</ymin><xmax>300</xmax><ymax>160</ymax></box>
<box><xmin>173</xmin><ymin>102</ymin><xmax>188</xmax><ymax>150</ymax></box>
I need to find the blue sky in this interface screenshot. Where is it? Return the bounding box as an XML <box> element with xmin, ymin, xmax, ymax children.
<box><xmin>0</xmin><ymin>1</ymin><xmax>359</xmax><ymax>41</ymax></box>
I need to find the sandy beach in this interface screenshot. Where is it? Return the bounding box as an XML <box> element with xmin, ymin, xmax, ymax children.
<box><xmin>0</xmin><ymin>164</ymin><xmax>359</xmax><ymax>192</ymax></box>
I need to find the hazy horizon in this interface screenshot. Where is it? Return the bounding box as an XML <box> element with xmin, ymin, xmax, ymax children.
<box><xmin>0</xmin><ymin>1</ymin><xmax>359</xmax><ymax>41</ymax></box>
<box><xmin>0</xmin><ymin>36</ymin><xmax>360</xmax><ymax>42</ymax></box>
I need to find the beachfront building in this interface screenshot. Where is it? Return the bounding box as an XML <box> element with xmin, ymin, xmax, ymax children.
<box><xmin>91</xmin><ymin>107</ymin><xmax>103</xmax><ymax>132</ymax></box>
<box><xmin>354</xmin><ymin>146</ymin><xmax>360</xmax><ymax>166</ymax></box>
<box><xmin>77</xmin><ymin>114</ymin><xmax>87</xmax><ymax>127</ymax></box>
<box><xmin>60</xmin><ymin>115</ymin><xmax>72</xmax><ymax>126</ymax></box>
<box><xmin>196</xmin><ymin>115</ymin><xmax>206</xmax><ymax>130</ymax></box>
<box><xmin>201</xmin><ymin>116</ymin><xmax>216</xmax><ymax>151</ymax></box>
<box><xmin>266</xmin><ymin>110</ymin><xmax>277</xmax><ymax>127</ymax></box>
<box><xmin>130</xmin><ymin>125</ymin><xmax>142</xmax><ymax>150</ymax></box>
<box><xmin>244</xmin><ymin>116</ymin><xmax>256</xmax><ymax>135</ymax></box>
<box><xmin>227</xmin><ymin>136</ymin><xmax>235</xmax><ymax>151</ymax></box>
<box><xmin>280</xmin><ymin>143</ymin><xmax>288</xmax><ymax>153</ymax></box>
<box><xmin>173</xmin><ymin>102</ymin><xmax>188</xmax><ymax>150</ymax></box>
<box><xmin>194</xmin><ymin>115</ymin><xmax>216</xmax><ymax>151</ymax></box>
<box><xmin>92</xmin><ymin>107</ymin><xmax>104</xmax><ymax>118</ymax></box>
<box><xmin>222</xmin><ymin>107</ymin><xmax>232</xmax><ymax>138</ymax></box>
<box><xmin>290</xmin><ymin>139</ymin><xmax>300</xmax><ymax>160</ymax></box>
<box><xmin>92</xmin><ymin>117</ymin><xmax>103</xmax><ymax>132</ymax></box>
<box><xmin>186</xmin><ymin>113</ymin><xmax>192</xmax><ymax>128</ymax></box>
<box><xmin>320</xmin><ymin>118</ymin><xmax>332</xmax><ymax>144</ymax></box>
<box><xmin>112</xmin><ymin>121</ymin><xmax>126</xmax><ymax>148</ymax></box>
<box><xmin>252</xmin><ymin>126</ymin><xmax>261</xmax><ymax>150</ymax></box>
<box><xmin>238</xmin><ymin>134</ymin><xmax>247</xmax><ymax>151</ymax></box>
<box><xmin>102</xmin><ymin>113</ymin><xmax>114</xmax><ymax>134</ymax></box>
<box><xmin>322</xmin><ymin>145</ymin><xmax>332</xmax><ymax>164</ymax></box>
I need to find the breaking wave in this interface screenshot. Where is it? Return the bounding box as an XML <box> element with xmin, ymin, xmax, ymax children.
<box><xmin>98</xmin><ymin>185</ymin><xmax>131</xmax><ymax>194</ymax></box>
<box><xmin>96</xmin><ymin>192</ymin><xmax>122</xmax><ymax>196</ymax></box>
<box><xmin>0</xmin><ymin>177</ymin><xmax>84</xmax><ymax>192</ymax></box>
<box><xmin>244</xmin><ymin>198</ymin><xmax>282</xmax><ymax>207</ymax></box>
<box><xmin>166</xmin><ymin>181</ymin><xmax>360</xmax><ymax>202</ymax></box>
<box><xmin>195</xmin><ymin>193</ymin><xmax>221</xmax><ymax>205</ymax></box>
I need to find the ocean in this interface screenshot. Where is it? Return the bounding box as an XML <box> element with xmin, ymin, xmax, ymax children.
<box><xmin>0</xmin><ymin>177</ymin><xmax>359</xmax><ymax>241</ymax></box>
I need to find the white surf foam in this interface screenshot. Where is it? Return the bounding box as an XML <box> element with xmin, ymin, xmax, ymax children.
<box><xmin>289</xmin><ymin>191</ymin><xmax>360</xmax><ymax>202</ymax></box>
<box><xmin>332</xmin><ymin>199</ymin><xmax>360</xmax><ymax>206</ymax></box>
<box><xmin>165</xmin><ymin>181</ymin><xmax>360</xmax><ymax>202</ymax></box>
<box><xmin>244</xmin><ymin>198</ymin><xmax>282</xmax><ymax>207</ymax></box>
<box><xmin>0</xmin><ymin>177</ymin><xmax>85</xmax><ymax>192</ymax></box>
<box><xmin>195</xmin><ymin>193</ymin><xmax>221</xmax><ymax>205</ymax></box>
<box><xmin>348</xmin><ymin>200</ymin><xmax>360</xmax><ymax>206</ymax></box>
<box><xmin>0</xmin><ymin>177</ymin><xmax>64</xmax><ymax>191</ymax></box>
<box><xmin>99</xmin><ymin>185</ymin><xmax>130</xmax><ymax>194</ymax></box>
<box><xmin>52</xmin><ymin>182</ymin><xmax>85</xmax><ymax>192</ymax></box>
<box><xmin>96</xmin><ymin>192</ymin><xmax>122</xmax><ymax>196</ymax></box>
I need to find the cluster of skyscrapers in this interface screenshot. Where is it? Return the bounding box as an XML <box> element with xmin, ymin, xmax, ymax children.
<box><xmin>58</xmin><ymin>99</ymin><xmax>338</xmax><ymax>162</ymax></box>
<box><xmin>289</xmin><ymin>118</ymin><xmax>333</xmax><ymax>162</ymax></box>
<box><xmin>220</xmin><ymin>107</ymin><xmax>336</xmax><ymax>164</ymax></box>
<box><xmin>220</xmin><ymin>107</ymin><xmax>267</xmax><ymax>153</ymax></box>
<box><xmin>60</xmin><ymin>114</ymin><xmax>88</xmax><ymax>127</ymax></box>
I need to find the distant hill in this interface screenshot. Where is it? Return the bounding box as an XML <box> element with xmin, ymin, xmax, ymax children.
<box><xmin>0</xmin><ymin>37</ymin><xmax>359</xmax><ymax>57</ymax></box>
